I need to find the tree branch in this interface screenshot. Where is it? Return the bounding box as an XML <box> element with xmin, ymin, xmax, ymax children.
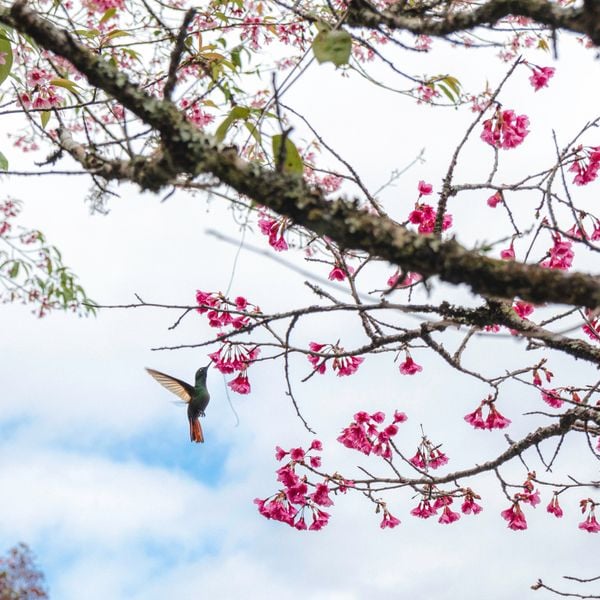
<box><xmin>3</xmin><ymin>0</ymin><xmax>600</xmax><ymax>310</ymax></box>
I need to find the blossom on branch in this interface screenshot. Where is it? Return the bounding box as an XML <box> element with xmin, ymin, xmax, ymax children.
<box><xmin>528</xmin><ymin>65</ymin><xmax>555</xmax><ymax>91</ymax></box>
<box><xmin>501</xmin><ymin>502</ymin><xmax>528</xmax><ymax>531</ymax></box>
<box><xmin>481</xmin><ymin>108</ymin><xmax>529</xmax><ymax>149</ymax></box>
<box><xmin>399</xmin><ymin>354</ymin><xmax>423</xmax><ymax>375</ymax></box>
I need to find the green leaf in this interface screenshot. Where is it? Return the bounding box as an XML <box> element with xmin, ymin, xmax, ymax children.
<box><xmin>74</xmin><ymin>28</ymin><xmax>100</xmax><ymax>38</ymax></box>
<box><xmin>272</xmin><ymin>134</ymin><xmax>304</xmax><ymax>175</ymax></box>
<box><xmin>215</xmin><ymin>106</ymin><xmax>250</xmax><ymax>143</ymax></box>
<box><xmin>312</xmin><ymin>29</ymin><xmax>352</xmax><ymax>67</ymax></box>
<box><xmin>40</xmin><ymin>111</ymin><xmax>51</xmax><ymax>128</ymax></box>
<box><xmin>104</xmin><ymin>29</ymin><xmax>130</xmax><ymax>41</ymax></box>
<box><xmin>99</xmin><ymin>7</ymin><xmax>117</xmax><ymax>24</ymax></box>
<box><xmin>244</xmin><ymin>121</ymin><xmax>261</xmax><ymax>144</ymax></box>
<box><xmin>8</xmin><ymin>261</ymin><xmax>19</xmax><ymax>278</ymax></box>
<box><xmin>0</xmin><ymin>151</ymin><xmax>8</xmax><ymax>171</ymax></box>
<box><xmin>437</xmin><ymin>83</ymin><xmax>455</xmax><ymax>103</ymax></box>
<box><xmin>0</xmin><ymin>37</ymin><xmax>13</xmax><ymax>87</ymax></box>
<box><xmin>444</xmin><ymin>75</ymin><xmax>462</xmax><ymax>96</ymax></box>
<box><xmin>50</xmin><ymin>78</ymin><xmax>79</xmax><ymax>94</ymax></box>
<box><xmin>231</xmin><ymin>47</ymin><xmax>242</xmax><ymax>69</ymax></box>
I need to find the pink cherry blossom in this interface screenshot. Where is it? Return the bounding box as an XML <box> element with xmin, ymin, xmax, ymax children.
<box><xmin>528</xmin><ymin>66</ymin><xmax>555</xmax><ymax>91</ymax></box>
<box><xmin>294</xmin><ymin>516</ymin><xmax>307</xmax><ymax>530</ymax></box>
<box><xmin>513</xmin><ymin>301</ymin><xmax>534</xmax><ymax>319</ymax></box>
<box><xmin>569</xmin><ymin>146</ymin><xmax>600</xmax><ymax>186</ymax></box>
<box><xmin>258</xmin><ymin>213</ymin><xmax>289</xmax><ymax>251</ymax></box>
<box><xmin>307</xmin><ymin>341</ymin><xmax>327</xmax><ymax>374</ymax></box>
<box><xmin>408</xmin><ymin>203</ymin><xmax>452</xmax><ymax>234</ymax></box>
<box><xmin>501</xmin><ymin>502</ymin><xmax>528</xmax><ymax>530</ymax></box>
<box><xmin>522</xmin><ymin>489</ymin><xmax>541</xmax><ymax>507</ymax></box>
<box><xmin>485</xmin><ymin>404</ymin><xmax>512</xmax><ymax>429</ymax></box>
<box><xmin>337</xmin><ymin>411</ymin><xmax>403</xmax><ymax>456</ymax></box>
<box><xmin>227</xmin><ymin>372</ymin><xmax>251</xmax><ymax>394</ymax></box>
<box><xmin>393</xmin><ymin>410</ymin><xmax>408</xmax><ymax>423</ymax></box>
<box><xmin>461</xmin><ymin>494</ymin><xmax>483</xmax><ymax>515</ymax></box>
<box><xmin>196</xmin><ymin>289</ymin><xmax>220</xmax><ymax>313</ymax></box>
<box><xmin>380</xmin><ymin>510</ymin><xmax>401</xmax><ymax>529</ymax></box>
<box><xmin>547</xmin><ymin>495</ymin><xmax>563</xmax><ymax>518</ymax></box>
<box><xmin>209</xmin><ymin>343</ymin><xmax>259</xmax><ymax>374</ymax></box>
<box><xmin>311</xmin><ymin>483</ymin><xmax>334</xmax><ymax>507</ymax></box>
<box><xmin>582</xmin><ymin>309</ymin><xmax>600</xmax><ymax>341</ymax></box>
<box><xmin>429</xmin><ymin>449</ymin><xmax>449</xmax><ymax>469</ymax></box>
<box><xmin>399</xmin><ymin>355</ymin><xmax>423</xmax><ymax>375</ymax></box>
<box><xmin>328</xmin><ymin>265</ymin><xmax>346</xmax><ymax>281</ymax></box>
<box><xmin>579</xmin><ymin>514</ymin><xmax>600</xmax><ymax>533</ymax></box>
<box><xmin>487</xmin><ymin>191</ymin><xmax>502</xmax><ymax>207</ymax></box>
<box><xmin>290</xmin><ymin>447</ymin><xmax>305</xmax><ymax>462</ymax></box>
<box><xmin>309</xmin><ymin>508</ymin><xmax>330</xmax><ymax>531</ymax></box>
<box><xmin>418</xmin><ymin>180</ymin><xmax>433</xmax><ymax>195</ymax></box>
<box><xmin>309</xmin><ymin>439</ymin><xmax>323</xmax><ymax>451</ymax></box>
<box><xmin>464</xmin><ymin>405</ymin><xmax>486</xmax><ymax>429</ymax></box>
<box><xmin>337</xmin><ymin>421</ymin><xmax>372</xmax><ymax>455</ymax></box>
<box><xmin>387</xmin><ymin>270</ymin><xmax>422</xmax><ymax>288</ymax></box>
<box><xmin>275</xmin><ymin>446</ymin><xmax>288</xmax><ymax>461</ymax></box>
<box><xmin>439</xmin><ymin>505</ymin><xmax>461</xmax><ymax>524</ymax></box>
<box><xmin>409</xmin><ymin>450</ymin><xmax>426</xmax><ymax>469</ymax></box>
<box><xmin>481</xmin><ymin>108</ymin><xmax>530</xmax><ymax>150</ymax></box>
<box><xmin>235</xmin><ymin>296</ymin><xmax>248</xmax><ymax>310</ymax></box>
<box><xmin>542</xmin><ymin>235</ymin><xmax>574</xmax><ymax>270</ymax></box>
<box><xmin>541</xmin><ymin>388</ymin><xmax>564</xmax><ymax>408</ymax></box>
<box><xmin>333</xmin><ymin>355</ymin><xmax>364</xmax><ymax>376</ymax></box>
<box><xmin>500</xmin><ymin>244</ymin><xmax>515</xmax><ymax>260</ymax></box>
<box><xmin>411</xmin><ymin>499</ymin><xmax>436</xmax><ymax>519</ymax></box>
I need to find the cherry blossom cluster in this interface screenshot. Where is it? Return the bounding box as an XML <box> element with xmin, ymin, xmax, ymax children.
<box><xmin>19</xmin><ymin>67</ymin><xmax>63</xmax><ymax>111</ymax></box>
<box><xmin>307</xmin><ymin>341</ymin><xmax>364</xmax><ymax>376</ymax></box>
<box><xmin>328</xmin><ymin>261</ymin><xmax>354</xmax><ymax>282</ymax></box>
<box><xmin>464</xmin><ymin>397</ymin><xmax>512</xmax><ymax>430</ymax></box>
<box><xmin>208</xmin><ymin>341</ymin><xmax>259</xmax><ymax>395</ymax></box>
<box><xmin>501</xmin><ymin>473</ymin><xmax>541</xmax><ymax>531</ymax></box>
<box><xmin>582</xmin><ymin>309</ymin><xmax>600</xmax><ymax>342</ymax></box>
<box><xmin>179</xmin><ymin>99</ymin><xmax>215</xmax><ymax>129</ymax></box>
<box><xmin>579</xmin><ymin>499</ymin><xmax>600</xmax><ymax>533</ymax></box>
<box><xmin>410</xmin><ymin>488</ymin><xmax>482</xmax><ymax>525</ymax></box>
<box><xmin>407</xmin><ymin>180</ymin><xmax>452</xmax><ymax>234</ymax></box>
<box><xmin>337</xmin><ymin>410</ymin><xmax>407</xmax><ymax>459</ymax></box>
<box><xmin>254</xmin><ymin>441</ymin><xmax>336</xmax><ymax>531</ymax></box>
<box><xmin>257</xmin><ymin>212</ymin><xmax>289</xmax><ymax>252</ymax></box>
<box><xmin>386</xmin><ymin>270</ymin><xmax>422</xmax><ymax>289</ymax></box>
<box><xmin>195</xmin><ymin>290</ymin><xmax>258</xmax><ymax>330</ymax></box>
<box><xmin>409</xmin><ymin>436</ymin><xmax>449</xmax><ymax>471</ymax></box>
<box><xmin>481</xmin><ymin>107</ymin><xmax>529</xmax><ymax>149</ymax></box>
<box><xmin>541</xmin><ymin>234</ymin><xmax>574</xmax><ymax>270</ymax></box>
<box><xmin>527</xmin><ymin>64</ymin><xmax>555</xmax><ymax>91</ymax></box>
<box><xmin>0</xmin><ymin>198</ymin><xmax>20</xmax><ymax>236</ymax></box>
<box><xmin>569</xmin><ymin>145</ymin><xmax>600</xmax><ymax>186</ymax></box>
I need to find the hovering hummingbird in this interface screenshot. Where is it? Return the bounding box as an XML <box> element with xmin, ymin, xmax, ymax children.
<box><xmin>145</xmin><ymin>365</ymin><xmax>210</xmax><ymax>443</ymax></box>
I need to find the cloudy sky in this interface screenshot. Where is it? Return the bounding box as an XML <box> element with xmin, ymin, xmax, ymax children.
<box><xmin>1</xmin><ymin>28</ymin><xmax>599</xmax><ymax>600</ymax></box>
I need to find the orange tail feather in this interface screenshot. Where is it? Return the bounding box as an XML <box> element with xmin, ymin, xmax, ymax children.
<box><xmin>189</xmin><ymin>418</ymin><xmax>204</xmax><ymax>443</ymax></box>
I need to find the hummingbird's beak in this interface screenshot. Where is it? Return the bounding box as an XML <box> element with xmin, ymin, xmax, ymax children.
<box><xmin>205</xmin><ymin>360</ymin><xmax>212</xmax><ymax>369</ymax></box>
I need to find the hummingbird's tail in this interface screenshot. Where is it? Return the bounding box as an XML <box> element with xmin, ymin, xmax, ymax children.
<box><xmin>189</xmin><ymin>418</ymin><xmax>204</xmax><ymax>443</ymax></box>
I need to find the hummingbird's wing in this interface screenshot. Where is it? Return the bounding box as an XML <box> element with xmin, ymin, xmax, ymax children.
<box><xmin>145</xmin><ymin>368</ymin><xmax>195</xmax><ymax>403</ymax></box>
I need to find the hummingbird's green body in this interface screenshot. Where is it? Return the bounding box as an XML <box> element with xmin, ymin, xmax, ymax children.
<box><xmin>146</xmin><ymin>365</ymin><xmax>211</xmax><ymax>443</ymax></box>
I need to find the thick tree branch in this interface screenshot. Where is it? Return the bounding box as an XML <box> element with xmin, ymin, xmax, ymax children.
<box><xmin>3</xmin><ymin>0</ymin><xmax>600</xmax><ymax>309</ymax></box>
<box><xmin>346</xmin><ymin>0</ymin><xmax>600</xmax><ymax>46</ymax></box>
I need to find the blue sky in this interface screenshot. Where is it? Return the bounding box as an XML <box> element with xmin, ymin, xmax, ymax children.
<box><xmin>1</xmin><ymin>34</ymin><xmax>599</xmax><ymax>599</ymax></box>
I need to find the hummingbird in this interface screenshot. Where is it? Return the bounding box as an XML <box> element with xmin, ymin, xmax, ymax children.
<box><xmin>145</xmin><ymin>365</ymin><xmax>210</xmax><ymax>443</ymax></box>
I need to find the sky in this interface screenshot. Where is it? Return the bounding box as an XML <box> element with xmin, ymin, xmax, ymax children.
<box><xmin>1</xmin><ymin>26</ymin><xmax>599</xmax><ymax>600</ymax></box>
